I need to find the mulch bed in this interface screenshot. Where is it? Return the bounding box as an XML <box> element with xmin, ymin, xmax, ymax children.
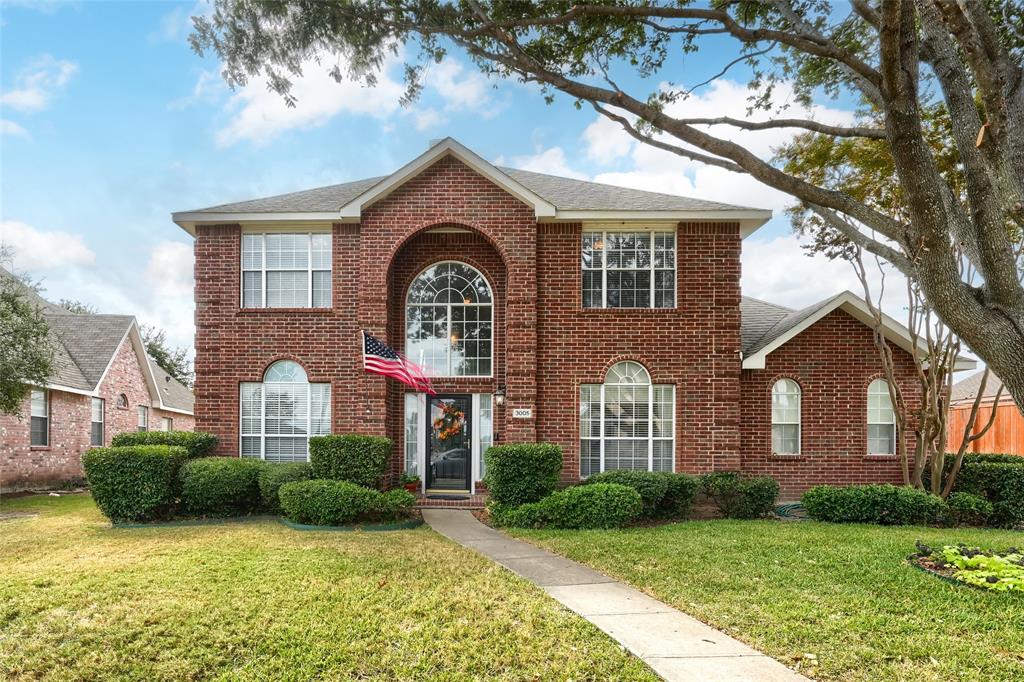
<box><xmin>910</xmin><ymin>555</ymin><xmax>972</xmax><ymax>588</ymax></box>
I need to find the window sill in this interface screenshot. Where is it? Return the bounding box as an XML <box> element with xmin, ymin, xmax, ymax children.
<box><xmin>581</xmin><ymin>307</ymin><xmax>678</xmax><ymax>314</ymax></box>
<box><xmin>768</xmin><ymin>454</ymin><xmax>805</xmax><ymax>461</ymax></box>
<box><xmin>29</xmin><ymin>446</ymin><xmax>51</xmax><ymax>451</ymax></box>
<box><xmin>236</xmin><ymin>307</ymin><xmax>335</xmax><ymax>315</ymax></box>
<box><xmin>863</xmin><ymin>454</ymin><xmax>898</xmax><ymax>461</ymax></box>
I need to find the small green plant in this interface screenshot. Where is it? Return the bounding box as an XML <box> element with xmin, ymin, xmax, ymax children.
<box><xmin>83</xmin><ymin>445</ymin><xmax>188</xmax><ymax>523</ymax></box>
<box><xmin>278</xmin><ymin>479</ymin><xmax>418</xmax><ymax>526</ymax></box>
<box><xmin>111</xmin><ymin>431</ymin><xmax>217</xmax><ymax>459</ymax></box>
<box><xmin>702</xmin><ymin>472</ymin><xmax>779</xmax><ymax>519</ymax></box>
<box><xmin>493</xmin><ymin>483</ymin><xmax>642</xmax><ymax>529</ymax></box>
<box><xmin>258</xmin><ymin>462</ymin><xmax>312</xmax><ymax>513</ymax></box>
<box><xmin>913</xmin><ymin>541</ymin><xmax>1024</xmax><ymax>592</ymax></box>
<box><xmin>583</xmin><ymin>470</ymin><xmax>669</xmax><ymax>518</ymax></box>
<box><xmin>656</xmin><ymin>472</ymin><xmax>701</xmax><ymax>519</ymax></box>
<box><xmin>309</xmin><ymin>434</ymin><xmax>391</xmax><ymax>488</ymax></box>
<box><xmin>483</xmin><ymin>443</ymin><xmax>563</xmax><ymax>506</ymax></box>
<box><xmin>178</xmin><ymin>457</ymin><xmax>265</xmax><ymax>517</ymax></box>
<box><xmin>942</xmin><ymin>492</ymin><xmax>994</xmax><ymax>527</ymax></box>
<box><xmin>802</xmin><ymin>484</ymin><xmax>945</xmax><ymax>525</ymax></box>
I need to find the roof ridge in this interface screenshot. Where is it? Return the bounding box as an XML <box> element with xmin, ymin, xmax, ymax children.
<box><xmin>740</xmin><ymin>294</ymin><xmax>795</xmax><ymax>313</ymax></box>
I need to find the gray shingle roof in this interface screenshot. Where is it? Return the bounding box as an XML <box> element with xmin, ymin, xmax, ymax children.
<box><xmin>147</xmin><ymin>357</ymin><xmax>195</xmax><ymax>412</ymax></box>
<box><xmin>179</xmin><ymin>165</ymin><xmax>762</xmax><ymax>215</ymax></box>
<box><xmin>951</xmin><ymin>370</ymin><xmax>1012</xmax><ymax>405</ymax></box>
<box><xmin>1</xmin><ymin>265</ymin><xmax>194</xmax><ymax>411</ymax></box>
<box><xmin>740</xmin><ymin>296</ymin><xmax>794</xmax><ymax>354</ymax></box>
<box><xmin>741</xmin><ymin>292</ymin><xmax>851</xmax><ymax>356</ymax></box>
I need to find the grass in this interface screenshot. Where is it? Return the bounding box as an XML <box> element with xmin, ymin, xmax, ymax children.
<box><xmin>509</xmin><ymin>520</ymin><xmax>1024</xmax><ymax>681</ymax></box>
<box><xmin>0</xmin><ymin>494</ymin><xmax>657</xmax><ymax>681</ymax></box>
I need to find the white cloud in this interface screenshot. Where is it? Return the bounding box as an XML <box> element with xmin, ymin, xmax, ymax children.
<box><xmin>742</xmin><ymin>234</ymin><xmax>908</xmax><ymax>314</ymax></box>
<box><xmin>168</xmin><ymin>69</ymin><xmax>223</xmax><ymax>110</ymax></box>
<box><xmin>139</xmin><ymin>241</ymin><xmax>195</xmax><ymax>350</ymax></box>
<box><xmin>150</xmin><ymin>1</ymin><xmax>212</xmax><ymax>44</ymax></box>
<box><xmin>0</xmin><ymin>220</ymin><xmax>95</xmax><ymax>269</ymax></box>
<box><xmin>582</xmin><ymin>114</ymin><xmax>633</xmax><ymax>164</ymax></box>
<box><xmin>423</xmin><ymin>60</ymin><xmax>494</xmax><ymax>112</ymax></box>
<box><xmin>411</xmin><ymin>107</ymin><xmax>444</xmax><ymax>131</ymax></box>
<box><xmin>215</xmin><ymin>57</ymin><xmax>405</xmax><ymax>147</ymax></box>
<box><xmin>498</xmin><ymin>146</ymin><xmax>588</xmax><ymax>179</ymax></box>
<box><xmin>0</xmin><ymin>54</ymin><xmax>78</xmax><ymax>113</ymax></box>
<box><xmin>1</xmin><ymin>119</ymin><xmax>29</xmax><ymax>137</ymax></box>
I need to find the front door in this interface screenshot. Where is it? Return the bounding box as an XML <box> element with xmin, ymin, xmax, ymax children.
<box><xmin>427</xmin><ymin>395</ymin><xmax>472</xmax><ymax>491</ymax></box>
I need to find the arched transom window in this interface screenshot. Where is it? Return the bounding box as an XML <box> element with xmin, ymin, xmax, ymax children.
<box><xmin>867</xmin><ymin>378</ymin><xmax>896</xmax><ymax>454</ymax></box>
<box><xmin>240</xmin><ymin>360</ymin><xmax>331</xmax><ymax>462</ymax></box>
<box><xmin>406</xmin><ymin>262</ymin><xmax>493</xmax><ymax>377</ymax></box>
<box><xmin>579</xmin><ymin>361</ymin><xmax>675</xmax><ymax>476</ymax></box>
<box><xmin>771</xmin><ymin>379</ymin><xmax>801</xmax><ymax>454</ymax></box>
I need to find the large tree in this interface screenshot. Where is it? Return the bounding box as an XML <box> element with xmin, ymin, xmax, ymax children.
<box><xmin>141</xmin><ymin>325</ymin><xmax>195</xmax><ymax>389</ymax></box>
<box><xmin>192</xmin><ymin>0</ymin><xmax>1024</xmax><ymax>405</ymax></box>
<box><xmin>0</xmin><ymin>250</ymin><xmax>54</xmax><ymax>415</ymax></box>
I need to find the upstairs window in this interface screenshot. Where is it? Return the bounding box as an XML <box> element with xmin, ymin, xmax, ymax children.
<box><xmin>582</xmin><ymin>231</ymin><xmax>675</xmax><ymax>308</ymax></box>
<box><xmin>580</xmin><ymin>361</ymin><xmax>675</xmax><ymax>476</ymax></box>
<box><xmin>242</xmin><ymin>233</ymin><xmax>332</xmax><ymax>309</ymax></box>
<box><xmin>868</xmin><ymin>379</ymin><xmax>897</xmax><ymax>454</ymax></box>
<box><xmin>241</xmin><ymin>360</ymin><xmax>331</xmax><ymax>462</ymax></box>
<box><xmin>771</xmin><ymin>379</ymin><xmax>801</xmax><ymax>455</ymax></box>
<box><xmin>30</xmin><ymin>389</ymin><xmax>48</xmax><ymax>446</ymax></box>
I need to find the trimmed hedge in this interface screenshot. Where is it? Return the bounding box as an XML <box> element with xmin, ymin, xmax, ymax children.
<box><xmin>83</xmin><ymin>445</ymin><xmax>188</xmax><ymax>522</ymax></box>
<box><xmin>956</xmin><ymin>462</ymin><xmax>1024</xmax><ymax>528</ymax></box>
<box><xmin>702</xmin><ymin>472</ymin><xmax>779</xmax><ymax>519</ymax></box>
<box><xmin>309</xmin><ymin>434</ymin><xmax>391</xmax><ymax>488</ymax></box>
<box><xmin>179</xmin><ymin>457</ymin><xmax>265</xmax><ymax>517</ymax></box>
<box><xmin>258</xmin><ymin>463</ymin><xmax>312</xmax><ymax>513</ymax></box>
<box><xmin>942</xmin><ymin>492</ymin><xmax>994</xmax><ymax>527</ymax></box>
<box><xmin>801</xmin><ymin>484</ymin><xmax>945</xmax><ymax>525</ymax></box>
<box><xmin>583</xmin><ymin>470</ymin><xmax>669</xmax><ymax>518</ymax></box>
<box><xmin>111</xmin><ymin>431</ymin><xmax>217</xmax><ymax>459</ymax></box>
<box><xmin>278</xmin><ymin>479</ymin><xmax>416</xmax><ymax>525</ymax></box>
<box><xmin>658</xmin><ymin>472</ymin><xmax>701</xmax><ymax>519</ymax></box>
<box><xmin>484</xmin><ymin>443</ymin><xmax>563</xmax><ymax>506</ymax></box>
<box><xmin>494</xmin><ymin>483</ymin><xmax>643</xmax><ymax>529</ymax></box>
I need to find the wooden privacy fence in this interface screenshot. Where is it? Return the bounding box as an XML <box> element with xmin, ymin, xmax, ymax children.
<box><xmin>947</xmin><ymin>398</ymin><xmax>1024</xmax><ymax>456</ymax></box>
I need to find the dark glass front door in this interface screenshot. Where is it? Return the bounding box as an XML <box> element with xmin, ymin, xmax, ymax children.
<box><xmin>427</xmin><ymin>395</ymin><xmax>472</xmax><ymax>491</ymax></box>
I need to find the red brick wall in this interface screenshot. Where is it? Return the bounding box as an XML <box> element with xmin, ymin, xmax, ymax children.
<box><xmin>739</xmin><ymin>308</ymin><xmax>921</xmax><ymax>500</ymax></box>
<box><xmin>0</xmin><ymin>338</ymin><xmax>195</xmax><ymax>492</ymax></box>
<box><xmin>536</xmin><ymin>222</ymin><xmax>743</xmax><ymax>482</ymax></box>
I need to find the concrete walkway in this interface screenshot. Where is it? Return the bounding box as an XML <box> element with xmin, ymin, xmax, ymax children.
<box><xmin>422</xmin><ymin>509</ymin><xmax>807</xmax><ymax>682</ymax></box>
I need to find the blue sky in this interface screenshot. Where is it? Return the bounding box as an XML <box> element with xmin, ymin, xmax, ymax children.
<box><xmin>1</xmin><ymin>0</ymin><xmax>888</xmax><ymax>353</ymax></box>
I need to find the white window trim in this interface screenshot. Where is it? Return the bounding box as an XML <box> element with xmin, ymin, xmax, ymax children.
<box><xmin>405</xmin><ymin>261</ymin><xmax>494</xmax><ymax>378</ymax></box>
<box><xmin>239</xmin><ymin>377</ymin><xmax>331</xmax><ymax>462</ymax></box>
<box><xmin>240</xmin><ymin>232</ymin><xmax>331</xmax><ymax>309</ymax></box>
<box><xmin>91</xmin><ymin>397</ymin><xmax>104</xmax><ymax>447</ymax></box>
<box><xmin>582</xmin><ymin>230</ymin><xmax>676</xmax><ymax>309</ymax></box>
<box><xmin>867</xmin><ymin>379</ymin><xmax>898</xmax><ymax>455</ymax></box>
<box><xmin>30</xmin><ymin>389</ymin><xmax>49</xmax><ymax>447</ymax></box>
<box><xmin>770</xmin><ymin>379</ymin><xmax>802</xmax><ymax>455</ymax></box>
<box><xmin>137</xmin><ymin>405</ymin><xmax>149</xmax><ymax>432</ymax></box>
<box><xmin>580</xmin><ymin>366</ymin><xmax>675</xmax><ymax>477</ymax></box>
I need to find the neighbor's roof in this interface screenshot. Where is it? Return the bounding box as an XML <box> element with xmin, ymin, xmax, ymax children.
<box><xmin>739</xmin><ymin>291</ymin><xmax>976</xmax><ymax>372</ymax></box>
<box><xmin>173</xmin><ymin>137</ymin><xmax>772</xmax><ymax>235</ymax></box>
<box><xmin>0</xmin><ymin>266</ymin><xmax>194</xmax><ymax>413</ymax></box>
<box><xmin>951</xmin><ymin>370</ymin><xmax>1012</xmax><ymax>405</ymax></box>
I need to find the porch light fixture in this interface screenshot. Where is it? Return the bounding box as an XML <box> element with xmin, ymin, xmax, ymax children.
<box><xmin>494</xmin><ymin>386</ymin><xmax>506</xmax><ymax>407</ymax></box>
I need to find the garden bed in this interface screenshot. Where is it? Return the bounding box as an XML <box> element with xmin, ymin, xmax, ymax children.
<box><xmin>910</xmin><ymin>541</ymin><xmax>1024</xmax><ymax>592</ymax></box>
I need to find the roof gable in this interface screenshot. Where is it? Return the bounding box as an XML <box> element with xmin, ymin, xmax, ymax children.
<box><xmin>339</xmin><ymin>138</ymin><xmax>556</xmax><ymax>219</ymax></box>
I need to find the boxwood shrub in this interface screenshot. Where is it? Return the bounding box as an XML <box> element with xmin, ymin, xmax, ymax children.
<box><xmin>374</xmin><ymin>489</ymin><xmax>417</xmax><ymax>521</ymax></box>
<box><xmin>955</xmin><ymin>462</ymin><xmax>1024</xmax><ymax>528</ymax></box>
<box><xmin>942</xmin><ymin>492</ymin><xmax>994</xmax><ymax>527</ymax></box>
<box><xmin>495</xmin><ymin>483</ymin><xmax>642</xmax><ymax>529</ymax></box>
<box><xmin>83</xmin><ymin>445</ymin><xmax>188</xmax><ymax>523</ymax></box>
<box><xmin>583</xmin><ymin>470</ymin><xmax>670</xmax><ymax>518</ymax></box>
<box><xmin>483</xmin><ymin>443</ymin><xmax>563</xmax><ymax>506</ymax></box>
<box><xmin>657</xmin><ymin>472</ymin><xmax>701</xmax><ymax>519</ymax></box>
<box><xmin>701</xmin><ymin>472</ymin><xmax>779</xmax><ymax>519</ymax></box>
<box><xmin>258</xmin><ymin>462</ymin><xmax>312</xmax><ymax>513</ymax></box>
<box><xmin>801</xmin><ymin>484</ymin><xmax>945</xmax><ymax>525</ymax></box>
<box><xmin>279</xmin><ymin>480</ymin><xmax>375</xmax><ymax>525</ymax></box>
<box><xmin>309</xmin><ymin>434</ymin><xmax>391</xmax><ymax>488</ymax></box>
<box><xmin>111</xmin><ymin>431</ymin><xmax>217</xmax><ymax>459</ymax></box>
<box><xmin>179</xmin><ymin>457</ymin><xmax>265</xmax><ymax>517</ymax></box>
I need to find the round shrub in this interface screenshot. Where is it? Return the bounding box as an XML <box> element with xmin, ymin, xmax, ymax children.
<box><xmin>802</xmin><ymin>484</ymin><xmax>945</xmax><ymax>525</ymax></box>
<box><xmin>373</xmin><ymin>489</ymin><xmax>417</xmax><ymax>521</ymax></box>
<box><xmin>258</xmin><ymin>462</ymin><xmax>312</xmax><ymax>513</ymax></box>
<box><xmin>490</xmin><ymin>501</ymin><xmax>549</xmax><ymax>528</ymax></box>
<box><xmin>309</xmin><ymin>434</ymin><xmax>391</xmax><ymax>488</ymax></box>
<box><xmin>278</xmin><ymin>479</ymin><xmax>378</xmax><ymax>526</ymax></box>
<box><xmin>657</xmin><ymin>472</ymin><xmax>701</xmax><ymax>519</ymax></box>
<box><xmin>702</xmin><ymin>472</ymin><xmax>779</xmax><ymax>519</ymax></box>
<box><xmin>955</xmin><ymin>462</ymin><xmax>1024</xmax><ymax>528</ymax></box>
<box><xmin>541</xmin><ymin>483</ymin><xmax>642</xmax><ymax>529</ymax></box>
<box><xmin>942</xmin><ymin>492</ymin><xmax>994</xmax><ymax>527</ymax></box>
<box><xmin>179</xmin><ymin>457</ymin><xmax>265</xmax><ymax>517</ymax></box>
<box><xmin>111</xmin><ymin>431</ymin><xmax>217</xmax><ymax>459</ymax></box>
<box><xmin>583</xmin><ymin>470</ymin><xmax>670</xmax><ymax>518</ymax></box>
<box><xmin>83</xmin><ymin>445</ymin><xmax>187</xmax><ymax>523</ymax></box>
<box><xmin>483</xmin><ymin>443</ymin><xmax>563</xmax><ymax>506</ymax></box>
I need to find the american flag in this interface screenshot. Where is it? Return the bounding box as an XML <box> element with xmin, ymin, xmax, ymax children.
<box><xmin>362</xmin><ymin>331</ymin><xmax>436</xmax><ymax>395</ymax></box>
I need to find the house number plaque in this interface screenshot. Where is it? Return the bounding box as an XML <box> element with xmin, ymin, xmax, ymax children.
<box><xmin>512</xmin><ymin>408</ymin><xmax>533</xmax><ymax>419</ymax></box>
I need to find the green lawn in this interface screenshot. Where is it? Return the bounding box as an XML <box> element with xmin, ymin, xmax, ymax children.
<box><xmin>510</xmin><ymin>520</ymin><xmax>1024</xmax><ymax>681</ymax></box>
<box><xmin>0</xmin><ymin>495</ymin><xmax>656</xmax><ymax>681</ymax></box>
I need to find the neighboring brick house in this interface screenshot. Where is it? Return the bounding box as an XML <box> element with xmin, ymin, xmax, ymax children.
<box><xmin>0</xmin><ymin>270</ymin><xmax>195</xmax><ymax>492</ymax></box>
<box><xmin>172</xmin><ymin>138</ymin><xmax>972</xmax><ymax>500</ymax></box>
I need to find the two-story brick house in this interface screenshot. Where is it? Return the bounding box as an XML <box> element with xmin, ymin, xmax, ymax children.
<box><xmin>174</xmin><ymin>138</ymin><xmax>971</xmax><ymax>500</ymax></box>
